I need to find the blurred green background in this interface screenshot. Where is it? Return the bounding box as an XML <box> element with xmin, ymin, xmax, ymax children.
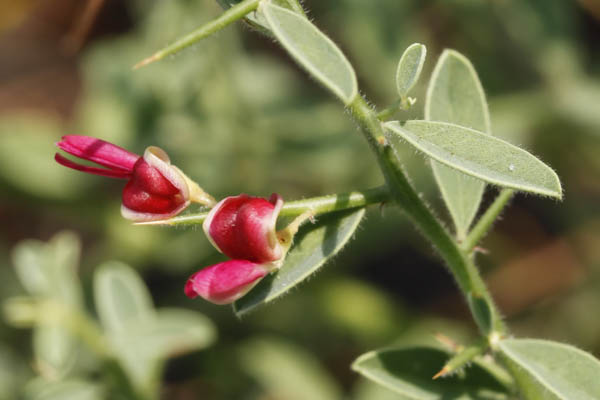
<box><xmin>1</xmin><ymin>0</ymin><xmax>599</xmax><ymax>398</ymax></box>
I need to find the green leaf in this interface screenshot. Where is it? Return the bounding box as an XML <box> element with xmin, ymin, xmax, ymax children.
<box><xmin>137</xmin><ymin>308</ymin><xmax>216</xmax><ymax>358</ymax></box>
<box><xmin>498</xmin><ymin>338</ymin><xmax>600</xmax><ymax>400</ymax></box>
<box><xmin>260</xmin><ymin>2</ymin><xmax>358</xmax><ymax>104</ymax></box>
<box><xmin>93</xmin><ymin>262</ymin><xmax>156</xmax><ymax>394</ymax></box>
<box><xmin>234</xmin><ymin>208</ymin><xmax>365</xmax><ymax>316</ymax></box>
<box><xmin>24</xmin><ymin>379</ymin><xmax>104</xmax><ymax>400</ymax></box>
<box><xmin>352</xmin><ymin>346</ymin><xmax>509</xmax><ymax>400</ymax></box>
<box><xmin>396</xmin><ymin>43</ymin><xmax>427</xmax><ymax>98</ymax></box>
<box><xmin>11</xmin><ymin>232</ymin><xmax>84</xmax><ymax>379</ymax></box>
<box><xmin>239</xmin><ymin>337</ymin><xmax>342</xmax><ymax>400</ymax></box>
<box><xmin>384</xmin><ymin>120</ymin><xmax>562</xmax><ymax>198</ymax></box>
<box><xmin>12</xmin><ymin>241</ymin><xmax>49</xmax><ymax>296</ymax></box>
<box><xmin>425</xmin><ymin>50</ymin><xmax>492</xmax><ymax>239</ymax></box>
<box><xmin>33</xmin><ymin>325</ymin><xmax>77</xmax><ymax>379</ymax></box>
<box><xmin>93</xmin><ymin>261</ymin><xmax>155</xmax><ymax>335</ymax></box>
<box><xmin>108</xmin><ymin>308</ymin><xmax>216</xmax><ymax>395</ymax></box>
<box><xmin>93</xmin><ymin>264</ymin><xmax>215</xmax><ymax>395</ymax></box>
<box><xmin>13</xmin><ymin>231</ymin><xmax>82</xmax><ymax>306</ymax></box>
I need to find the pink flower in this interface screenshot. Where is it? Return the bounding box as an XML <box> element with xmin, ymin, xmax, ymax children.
<box><xmin>203</xmin><ymin>194</ymin><xmax>284</xmax><ymax>263</ymax></box>
<box><xmin>55</xmin><ymin>135</ymin><xmax>214</xmax><ymax>221</ymax></box>
<box><xmin>184</xmin><ymin>259</ymin><xmax>269</xmax><ymax>304</ymax></box>
<box><xmin>186</xmin><ymin>194</ymin><xmax>313</xmax><ymax>305</ymax></box>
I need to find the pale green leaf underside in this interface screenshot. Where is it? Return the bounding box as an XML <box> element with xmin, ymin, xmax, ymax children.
<box><xmin>352</xmin><ymin>346</ymin><xmax>509</xmax><ymax>400</ymax></box>
<box><xmin>93</xmin><ymin>261</ymin><xmax>155</xmax><ymax>335</ymax></box>
<box><xmin>138</xmin><ymin>309</ymin><xmax>216</xmax><ymax>358</ymax></box>
<box><xmin>425</xmin><ymin>49</ymin><xmax>492</xmax><ymax>239</ymax></box>
<box><xmin>260</xmin><ymin>2</ymin><xmax>358</xmax><ymax>104</ymax></box>
<box><xmin>384</xmin><ymin>121</ymin><xmax>562</xmax><ymax>198</ymax></box>
<box><xmin>498</xmin><ymin>339</ymin><xmax>600</xmax><ymax>400</ymax></box>
<box><xmin>234</xmin><ymin>208</ymin><xmax>364</xmax><ymax>316</ymax></box>
<box><xmin>396</xmin><ymin>43</ymin><xmax>427</xmax><ymax>98</ymax></box>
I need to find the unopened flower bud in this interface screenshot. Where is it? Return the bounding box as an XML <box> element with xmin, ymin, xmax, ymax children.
<box><xmin>184</xmin><ymin>259</ymin><xmax>270</xmax><ymax>304</ymax></box>
<box><xmin>203</xmin><ymin>194</ymin><xmax>284</xmax><ymax>263</ymax></box>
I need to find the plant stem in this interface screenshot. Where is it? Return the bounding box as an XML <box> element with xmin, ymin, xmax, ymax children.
<box><xmin>348</xmin><ymin>95</ymin><xmax>506</xmax><ymax>337</ymax></box>
<box><xmin>376</xmin><ymin>97</ymin><xmax>412</xmax><ymax>121</ymax></box>
<box><xmin>133</xmin><ymin>0</ymin><xmax>261</xmax><ymax>69</ymax></box>
<box><xmin>135</xmin><ymin>186</ymin><xmax>390</xmax><ymax>226</ymax></box>
<box><xmin>462</xmin><ymin>188</ymin><xmax>514</xmax><ymax>253</ymax></box>
<box><xmin>280</xmin><ymin>186</ymin><xmax>389</xmax><ymax>216</ymax></box>
<box><xmin>376</xmin><ymin>98</ymin><xmax>403</xmax><ymax>120</ymax></box>
<box><xmin>433</xmin><ymin>339</ymin><xmax>488</xmax><ymax>379</ymax></box>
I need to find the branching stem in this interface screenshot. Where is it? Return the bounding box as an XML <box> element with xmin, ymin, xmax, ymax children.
<box><xmin>462</xmin><ymin>188</ymin><xmax>514</xmax><ymax>252</ymax></box>
<box><xmin>136</xmin><ymin>186</ymin><xmax>390</xmax><ymax>226</ymax></box>
<box><xmin>347</xmin><ymin>95</ymin><xmax>506</xmax><ymax>337</ymax></box>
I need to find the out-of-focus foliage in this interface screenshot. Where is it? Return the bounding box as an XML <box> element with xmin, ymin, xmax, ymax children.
<box><xmin>1</xmin><ymin>0</ymin><xmax>599</xmax><ymax>398</ymax></box>
<box><xmin>3</xmin><ymin>232</ymin><xmax>215</xmax><ymax>400</ymax></box>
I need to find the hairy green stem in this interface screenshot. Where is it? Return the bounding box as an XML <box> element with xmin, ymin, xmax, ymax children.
<box><xmin>136</xmin><ymin>186</ymin><xmax>390</xmax><ymax>227</ymax></box>
<box><xmin>434</xmin><ymin>338</ymin><xmax>488</xmax><ymax>379</ymax></box>
<box><xmin>133</xmin><ymin>0</ymin><xmax>261</xmax><ymax>69</ymax></box>
<box><xmin>462</xmin><ymin>188</ymin><xmax>514</xmax><ymax>252</ymax></box>
<box><xmin>376</xmin><ymin>98</ymin><xmax>403</xmax><ymax>121</ymax></box>
<box><xmin>348</xmin><ymin>95</ymin><xmax>506</xmax><ymax>337</ymax></box>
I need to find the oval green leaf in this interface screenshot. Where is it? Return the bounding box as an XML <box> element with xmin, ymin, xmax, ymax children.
<box><xmin>384</xmin><ymin>120</ymin><xmax>562</xmax><ymax>198</ymax></box>
<box><xmin>396</xmin><ymin>43</ymin><xmax>427</xmax><ymax>98</ymax></box>
<box><xmin>498</xmin><ymin>338</ymin><xmax>600</xmax><ymax>400</ymax></box>
<box><xmin>352</xmin><ymin>346</ymin><xmax>509</xmax><ymax>400</ymax></box>
<box><xmin>260</xmin><ymin>2</ymin><xmax>358</xmax><ymax>104</ymax></box>
<box><xmin>12</xmin><ymin>231</ymin><xmax>82</xmax><ymax>306</ymax></box>
<box><xmin>93</xmin><ymin>261</ymin><xmax>155</xmax><ymax>334</ymax></box>
<box><xmin>141</xmin><ymin>308</ymin><xmax>216</xmax><ymax>358</ymax></box>
<box><xmin>109</xmin><ymin>309</ymin><xmax>216</xmax><ymax>395</ymax></box>
<box><xmin>425</xmin><ymin>50</ymin><xmax>492</xmax><ymax>239</ymax></box>
<box><xmin>234</xmin><ymin>208</ymin><xmax>365</xmax><ymax>316</ymax></box>
<box><xmin>33</xmin><ymin>325</ymin><xmax>77</xmax><ymax>379</ymax></box>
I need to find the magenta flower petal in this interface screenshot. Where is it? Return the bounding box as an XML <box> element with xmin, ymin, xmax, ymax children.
<box><xmin>57</xmin><ymin>135</ymin><xmax>139</xmax><ymax>172</ymax></box>
<box><xmin>54</xmin><ymin>153</ymin><xmax>132</xmax><ymax>179</ymax></box>
<box><xmin>185</xmin><ymin>259</ymin><xmax>269</xmax><ymax>304</ymax></box>
<box><xmin>203</xmin><ymin>194</ymin><xmax>284</xmax><ymax>263</ymax></box>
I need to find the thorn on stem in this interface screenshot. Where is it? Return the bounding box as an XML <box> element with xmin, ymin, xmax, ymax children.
<box><xmin>133</xmin><ymin>54</ymin><xmax>160</xmax><ymax>70</ymax></box>
<box><xmin>432</xmin><ymin>366</ymin><xmax>449</xmax><ymax>380</ymax></box>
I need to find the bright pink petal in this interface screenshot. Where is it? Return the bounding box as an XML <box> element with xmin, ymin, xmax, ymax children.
<box><xmin>203</xmin><ymin>194</ymin><xmax>283</xmax><ymax>263</ymax></box>
<box><xmin>57</xmin><ymin>135</ymin><xmax>139</xmax><ymax>172</ymax></box>
<box><xmin>54</xmin><ymin>154</ymin><xmax>132</xmax><ymax>179</ymax></box>
<box><xmin>185</xmin><ymin>260</ymin><xmax>269</xmax><ymax>304</ymax></box>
